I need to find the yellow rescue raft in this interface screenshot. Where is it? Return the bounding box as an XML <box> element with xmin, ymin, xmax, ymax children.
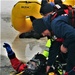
<box><xmin>62</xmin><ymin>0</ymin><xmax>75</xmax><ymax>6</ymax></box>
<box><xmin>11</xmin><ymin>0</ymin><xmax>43</xmax><ymax>32</ymax></box>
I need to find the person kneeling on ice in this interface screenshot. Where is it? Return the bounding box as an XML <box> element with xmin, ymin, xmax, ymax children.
<box><xmin>32</xmin><ymin>9</ymin><xmax>75</xmax><ymax>75</ymax></box>
<box><xmin>3</xmin><ymin>43</ymin><xmax>47</xmax><ymax>75</ymax></box>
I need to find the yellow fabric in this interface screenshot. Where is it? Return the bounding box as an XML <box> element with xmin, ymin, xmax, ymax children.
<box><xmin>42</xmin><ymin>39</ymin><xmax>51</xmax><ymax>58</ymax></box>
<box><xmin>46</xmin><ymin>39</ymin><xmax>51</xmax><ymax>48</ymax></box>
<box><xmin>63</xmin><ymin>0</ymin><xmax>75</xmax><ymax>6</ymax></box>
<box><xmin>20</xmin><ymin>0</ymin><xmax>42</xmax><ymax>4</ymax></box>
<box><xmin>48</xmin><ymin>0</ymin><xmax>54</xmax><ymax>3</ymax></box>
<box><xmin>16</xmin><ymin>71</ymin><xmax>24</xmax><ymax>75</ymax></box>
<box><xmin>48</xmin><ymin>72</ymin><xmax>55</xmax><ymax>75</ymax></box>
<box><xmin>42</xmin><ymin>50</ymin><xmax>49</xmax><ymax>58</ymax></box>
<box><xmin>11</xmin><ymin>0</ymin><xmax>43</xmax><ymax>32</ymax></box>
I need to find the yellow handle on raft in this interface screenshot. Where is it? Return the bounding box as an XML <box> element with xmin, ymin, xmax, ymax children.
<box><xmin>11</xmin><ymin>0</ymin><xmax>43</xmax><ymax>32</ymax></box>
<box><xmin>63</xmin><ymin>0</ymin><xmax>75</xmax><ymax>6</ymax></box>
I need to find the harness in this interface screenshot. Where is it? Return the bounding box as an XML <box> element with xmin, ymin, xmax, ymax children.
<box><xmin>50</xmin><ymin>6</ymin><xmax>75</xmax><ymax>28</ymax></box>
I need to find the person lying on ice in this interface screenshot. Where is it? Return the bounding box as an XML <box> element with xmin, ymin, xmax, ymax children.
<box><xmin>3</xmin><ymin>43</ymin><xmax>27</xmax><ymax>73</ymax></box>
<box><xmin>32</xmin><ymin>6</ymin><xmax>75</xmax><ymax>75</ymax></box>
<box><xmin>3</xmin><ymin>43</ymin><xmax>47</xmax><ymax>75</ymax></box>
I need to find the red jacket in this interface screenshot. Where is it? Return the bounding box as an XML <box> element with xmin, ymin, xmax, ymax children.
<box><xmin>10</xmin><ymin>57</ymin><xmax>27</xmax><ymax>72</ymax></box>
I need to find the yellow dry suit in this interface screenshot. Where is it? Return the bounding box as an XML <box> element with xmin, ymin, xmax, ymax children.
<box><xmin>42</xmin><ymin>39</ymin><xmax>51</xmax><ymax>58</ymax></box>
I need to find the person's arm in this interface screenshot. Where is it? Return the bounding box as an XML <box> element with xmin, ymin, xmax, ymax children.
<box><xmin>51</xmin><ymin>16</ymin><xmax>75</xmax><ymax>48</ymax></box>
<box><xmin>10</xmin><ymin>57</ymin><xmax>27</xmax><ymax>72</ymax></box>
<box><xmin>3</xmin><ymin>43</ymin><xmax>27</xmax><ymax>72</ymax></box>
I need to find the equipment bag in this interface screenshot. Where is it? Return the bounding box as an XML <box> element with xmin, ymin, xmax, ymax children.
<box><xmin>51</xmin><ymin>5</ymin><xmax>75</xmax><ymax>28</ymax></box>
<box><xmin>68</xmin><ymin>6</ymin><xmax>75</xmax><ymax>28</ymax></box>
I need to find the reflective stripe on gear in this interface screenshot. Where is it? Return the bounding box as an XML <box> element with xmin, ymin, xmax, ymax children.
<box><xmin>42</xmin><ymin>39</ymin><xmax>51</xmax><ymax>58</ymax></box>
<box><xmin>46</xmin><ymin>39</ymin><xmax>51</xmax><ymax>48</ymax></box>
<box><xmin>42</xmin><ymin>50</ymin><xmax>49</xmax><ymax>58</ymax></box>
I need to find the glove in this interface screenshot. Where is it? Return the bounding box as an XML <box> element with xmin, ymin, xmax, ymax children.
<box><xmin>3</xmin><ymin>43</ymin><xmax>13</xmax><ymax>54</ymax></box>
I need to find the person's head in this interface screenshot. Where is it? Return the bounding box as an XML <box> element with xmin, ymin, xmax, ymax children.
<box><xmin>33</xmin><ymin>3</ymin><xmax>55</xmax><ymax>37</ymax></box>
<box><xmin>32</xmin><ymin>19</ymin><xmax>51</xmax><ymax>37</ymax></box>
<box><xmin>40</xmin><ymin>3</ymin><xmax>55</xmax><ymax>16</ymax></box>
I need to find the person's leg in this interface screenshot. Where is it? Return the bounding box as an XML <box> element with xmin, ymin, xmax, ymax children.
<box><xmin>19</xmin><ymin>16</ymin><xmax>43</xmax><ymax>39</ymax></box>
<box><xmin>47</xmin><ymin>41</ymin><xmax>63</xmax><ymax>75</ymax></box>
<box><xmin>66</xmin><ymin>43</ymin><xmax>75</xmax><ymax>75</ymax></box>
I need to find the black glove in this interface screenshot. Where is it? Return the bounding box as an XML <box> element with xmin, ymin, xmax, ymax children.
<box><xmin>19</xmin><ymin>30</ymin><xmax>44</xmax><ymax>39</ymax></box>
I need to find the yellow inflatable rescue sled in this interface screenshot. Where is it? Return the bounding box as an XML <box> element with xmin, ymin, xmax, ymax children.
<box><xmin>11</xmin><ymin>0</ymin><xmax>43</xmax><ymax>32</ymax></box>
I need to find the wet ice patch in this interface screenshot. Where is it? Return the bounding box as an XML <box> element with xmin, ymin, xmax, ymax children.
<box><xmin>1</xmin><ymin>17</ymin><xmax>11</xmax><ymax>23</ymax></box>
<box><xmin>25</xmin><ymin>44</ymin><xmax>42</xmax><ymax>61</ymax></box>
<box><xmin>1</xmin><ymin>13</ymin><xmax>11</xmax><ymax>22</ymax></box>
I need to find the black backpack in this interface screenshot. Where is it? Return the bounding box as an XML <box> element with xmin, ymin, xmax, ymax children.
<box><xmin>51</xmin><ymin>5</ymin><xmax>75</xmax><ymax>28</ymax></box>
<box><xmin>68</xmin><ymin>6</ymin><xmax>75</xmax><ymax>27</ymax></box>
